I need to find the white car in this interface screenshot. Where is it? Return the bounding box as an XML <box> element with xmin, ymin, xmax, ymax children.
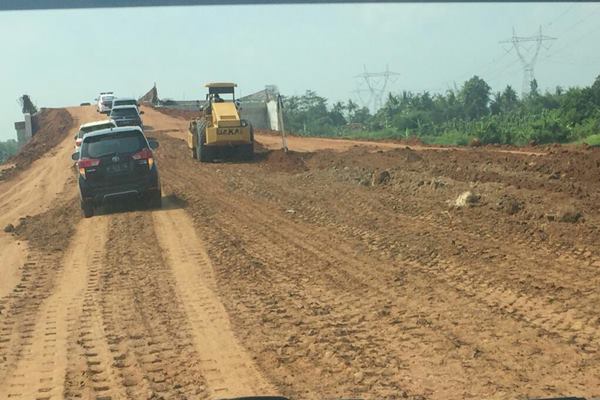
<box><xmin>96</xmin><ymin>92</ymin><xmax>115</xmax><ymax>114</ymax></box>
<box><xmin>74</xmin><ymin>120</ymin><xmax>117</xmax><ymax>152</ymax></box>
<box><xmin>112</xmin><ymin>96</ymin><xmax>139</xmax><ymax>110</ymax></box>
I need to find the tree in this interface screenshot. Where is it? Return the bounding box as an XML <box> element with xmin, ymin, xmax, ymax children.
<box><xmin>460</xmin><ymin>76</ymin><xmax>491</xmax><ymax>120</ymax></box>
<box><xmin>330</xmin><ymin>101</ymin><xmax>347</xmax><ymax>126</ymax></box>
<box><xmin>529</xmin><ymin>79</ymin><xmax>539</xmax><ymax>97</ymax></box>
<box><xmin>591</xmin><ymin>74</ymin><xmax>600</xmax><ymax>105</ymax></box>
<box><xmin>491</xmin><ymin>85</ymin><xmax>519</xmax><ymax>115</ymax></box>
<box><xmin>0</xmin><ymin>139</ymin><xmax>19</xmax><ymax>164</ymax></box>
<box><xmin>351</xmin><ymin>107</ymin><xmax>371</xmax><ymax>124</ymax></box>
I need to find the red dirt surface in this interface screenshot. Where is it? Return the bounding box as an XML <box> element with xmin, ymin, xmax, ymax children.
<box><xmin>3</xmin><ymin>105</ymin><xmax>600</xmax><ymax>400</ymax></box>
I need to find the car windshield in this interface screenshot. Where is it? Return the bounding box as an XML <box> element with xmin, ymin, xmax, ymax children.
<box><xmin>79</xmin><ymin>122</ymin><xmax>114</xmax><ymax>137</ymax></box>
<box><xmin>110</xmin><ymin>108</ymin><xmax>138</xmax><ymax>117</ymax></box>
<box><xmin>115</xmin><ymin>100</ymin><xmax>136</xmax><ymax>106</ymax></box>
<box><xmin>81</xmin><ymin>131</ymin><xmax>145</xmax><ymax>158</ymax></box>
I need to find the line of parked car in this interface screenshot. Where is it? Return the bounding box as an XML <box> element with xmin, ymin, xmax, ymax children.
<box><xmin>71</xmin><ymin>92</ymin><xmax>161</xmax><ymax>218</ymax></box>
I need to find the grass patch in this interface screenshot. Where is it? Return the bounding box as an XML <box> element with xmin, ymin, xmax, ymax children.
<box><xmin>421</xmin><ymin>131</ymin><xmax>472</xmax><ymax>146</ymax></box>
<box><xmin>581</xmin><ymin>134</ymin><xmax>600</xmax><ymax>147</ymax></box>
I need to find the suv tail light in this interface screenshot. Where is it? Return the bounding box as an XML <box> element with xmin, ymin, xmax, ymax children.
<box><xmin>75</xmin><ymin>138</ymin><xmax>83</xmax><ymax>147</ymax></box>
<box><xmin>132</xmin><ymin>148</ymin><xmax>154</xmax><ymax>169</ymax></box>
<box><xmin>77</xmin><ymin>158</ymin><xmax>100</xmax><ymax>179</ymax></box>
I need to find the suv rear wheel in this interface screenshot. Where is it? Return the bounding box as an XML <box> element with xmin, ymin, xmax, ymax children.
<box><xmin>147</xmin><ymin>189</ymin><xmax>162</xmax><ymax>209</ymax></box>
<box><xmin>81</xmin><ymin>200</ymin><xmax>94</xmax><ymax>218</ymax></box>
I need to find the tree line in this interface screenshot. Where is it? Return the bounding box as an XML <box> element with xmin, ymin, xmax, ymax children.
<box><xmin>0</xmin><ymin>139</ymin><xmax>19</xmax><ymax>164</ymax></box>
<box><xmin>282</xmin><ymin>74</ymin><xmax>600</xmax><ymax>146</ymax></box>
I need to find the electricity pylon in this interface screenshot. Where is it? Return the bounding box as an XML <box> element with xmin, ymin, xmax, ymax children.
<box><xmin>354</xmin><ymin>65</ymin><xmax>400</xmax><ymax>112</ymax></box>
<box><xmin>500</xmin><ymin>26</ymin><xmax>556</xmax><ymax>96</ymax></box>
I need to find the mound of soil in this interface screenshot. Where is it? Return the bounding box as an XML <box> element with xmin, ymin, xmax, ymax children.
<box><xmin>262</xmin><ymin>149</ymin><xmax>310</xmax><ymax>173</ymax></box>
<box><xmin>14</xmin><ymin>196</ymin><xmax>79</xmax><ymax>252</ymax></box>
<box><xmin>153</xmin><ymin>107</ymin><xmax>202</xmax><ymax>121</ymax></box>
<box><xmin>2</xmin><ymin>108</ymin><xmax>73</xmax><ymax>181</ymax></box>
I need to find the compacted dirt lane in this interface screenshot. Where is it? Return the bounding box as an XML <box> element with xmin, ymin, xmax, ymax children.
<box><xmin>152</xmin><ymin>207</ymin><xmax>276</xmax><ymax>398</ymax></box>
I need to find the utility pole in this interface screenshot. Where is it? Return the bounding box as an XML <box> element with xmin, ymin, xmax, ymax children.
<box><xmin>354</xmin><ymin>65</ymin><xmax>400</xmax><ymax>112</ymax></box>
<box><xmin>276</xmin><ymin>94</ymin><xmax>288</xmax><ymax>153</ymax></box>
<box><xmin>500</xmin><ymin>26</ymin><xmax>556</xmax><ymax>96</ymax></box>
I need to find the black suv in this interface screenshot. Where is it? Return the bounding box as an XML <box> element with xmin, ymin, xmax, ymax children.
<box><xmin>109</xmin><ymin>105</ymin><xmax>143</xmax><ymax>128</ymax></box>
<box><xmin>72</xmin><ymin>127</ymin><xmax>161</xmax><ymax>217</ymax></box>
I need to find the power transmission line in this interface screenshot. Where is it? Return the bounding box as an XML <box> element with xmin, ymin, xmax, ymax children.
<box><xmin>499</xmin><ymin>26</ymin><xmax>556</xmax><ymax>96</ymax></box>
<box><xmin>354</xmin><ymin>65</ymin><xmax>400</xmax><ymax>112</ymax></box>
<box><xmin>543</xmin><ymin>3</ymin><xmax>578</xmax><ymax>29</ymax></box>
<box><xmin>542</xmin><ymin>6</ymin><xmax>600</xmax><ymax>60</ymax></box>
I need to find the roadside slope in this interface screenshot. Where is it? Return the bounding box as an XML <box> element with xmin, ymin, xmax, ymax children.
<box><xmin>0</xmin><ymin>106</ymin><xmax>94</xmax><ymax>300</ymax></box>
<box><xmin>0</xmin><ymin>106</ymin><xmax>96</xmax><ymax>227</ymax></box>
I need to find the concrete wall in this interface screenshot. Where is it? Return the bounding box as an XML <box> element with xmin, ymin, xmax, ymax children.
<box><xmin>240</xmin><ymin>103</ymin><xmax>270</xmax><ymax>130</ymax></box>
<box><xmin>14</xmin><ymin>122</ymin><xmax>26</xmax><ymax>144</ymax></box>
<box><xmin>14</xmin><ymin>113</ymin><xmax>33</xmax><ymax>144</ymax></box>
<box><xmin>266</xmin><ymin>100</ymin><xmax>279</xmax><ymax>131</ymax></box>
<box><xmin>24</xmin><ymin>113</ymin><xmax>33</xmax><ymax>140</ymax></box>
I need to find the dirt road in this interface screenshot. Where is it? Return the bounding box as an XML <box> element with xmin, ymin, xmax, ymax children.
<box><xmin>2</xmin><ymin>105</ymin><xmax>600</xmax><ymax>399</ymax></box>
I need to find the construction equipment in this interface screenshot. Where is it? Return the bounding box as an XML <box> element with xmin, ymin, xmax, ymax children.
<box><xmin>187</xmin><ymin>82</ymin><xmax>254</xmax><ymax>162</ymax></box>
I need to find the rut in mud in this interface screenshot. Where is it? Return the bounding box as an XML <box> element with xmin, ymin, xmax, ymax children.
<box><xmin>2</xmin><ymin>105</ymin><xmax>600</xmax><ymax>400</ymax></box>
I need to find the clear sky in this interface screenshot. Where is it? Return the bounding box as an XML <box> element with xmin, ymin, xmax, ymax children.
<box><xmin>1</xmin><ymin>2</ymin><xmax>599</xmax><ymax>140</ymax></box>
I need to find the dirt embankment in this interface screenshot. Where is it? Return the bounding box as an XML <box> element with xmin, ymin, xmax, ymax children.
<box><xmin>1</xmin><ymin>109</ymin><xmax>73</xmax><ymax>181</ymax></box>
<box><xmin>151</xmin><ymin>106</ymin><xmax>202</xmax><ymax>121</ymax></box>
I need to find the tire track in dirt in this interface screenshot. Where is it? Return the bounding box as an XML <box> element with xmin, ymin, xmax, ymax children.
<box><xmin>82</xmin><ymin>211</ymin><xmax>211</xmax><ymax>399</ymax></box>
<box><xmin>62</xmin><ymin>216</ymin><xmax>133</xmax><ymax>400</ymax></box>
<box><xmin>0</xmin><ymin>217</ymin><xmax>108</xmax><ymax>400</ymax></box>
<box><xmin>293</xmin><ymin>188</ymin><xmax>600</xmax><ymax>352</ymax></box>
<box><xmin>269</xmin><ymin>186</ymin><xmax>600</xmax><ymax>354</ymax></box>
<box><xmin>0</xmin><ymin>252</ymin><xmax>58</xmax><ymax>382</ymax></box>
<box><xmin>226</xmin><ymin>167</ymin><xmax>600</xmax><ymax>354</ymax></box>
<box><xmin>212</xmin><ymin>193</ymin><xmax>600</xmax><ymax>396</ymax></box>
<box><xmin>152</xmin><ymin>207</ymin><xmax>276</xmax><ymax>398</ymax></box>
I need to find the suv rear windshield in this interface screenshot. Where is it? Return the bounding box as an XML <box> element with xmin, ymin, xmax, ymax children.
<box><xmin>81</xmin><ymin>131</ymin><xmax>146</xmax><ymax>158</ymax></box>
<box><xmin>78</xmin><ymin>122</ymin><xmax>114</xmax><ymax>138</ymax></box>
<box><xmin>111</xmin><ymin>108</ymin><xmax>138</xmax><ymax>117</ymax></box>
<box><xmin>114</xmin><ymin>100</ymin><xmax>137</xmax><ymax>106</ymax></box>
